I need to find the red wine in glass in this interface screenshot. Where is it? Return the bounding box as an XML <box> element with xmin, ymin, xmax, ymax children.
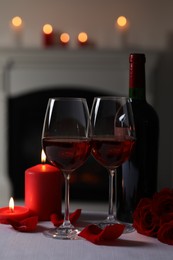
<box><xmin>43</xmin><ymin>138</ymin><xmax>91</xmax><ymax>172</ymax></box>
<box><xmin>92</xmin><ymin>136</ymin><xmax>135</xmax><ymax>169</ymax></box>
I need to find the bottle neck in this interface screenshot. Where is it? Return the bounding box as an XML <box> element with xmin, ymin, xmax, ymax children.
<box><xmin>129</xmin><ymin>54</ymin><xmax>146</xmax><ymax>100</ymax></box>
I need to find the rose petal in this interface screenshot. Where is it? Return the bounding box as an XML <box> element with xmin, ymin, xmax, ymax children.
<box><xmin>79</xmin><ymin>224</ymin><xmax>125</xmax><ymax>245</ymax></box>
<box><xmin>51</xmin><ymin>209</ymin><xmax>81</xmax><ymax>227</ymax></box>
<box><xmin>7</xmin><ymin>216</ymin><xmax>38</xmax><ymax>232</ymax></box>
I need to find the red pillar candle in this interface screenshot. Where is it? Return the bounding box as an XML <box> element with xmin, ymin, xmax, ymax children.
<box><xmin>25</xmin><ymin>151</ymin><xmax>62</xmax><ymax>221</ymax></box>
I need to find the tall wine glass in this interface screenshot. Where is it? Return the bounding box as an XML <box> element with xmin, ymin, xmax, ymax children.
<box><xmin>42</xmin><ymin>97</ymin><xmax>91</xmax><ymax>239</ymax></box>
<box><xmin>90</xmin><ymin>96</ymin><xmax>135</xmax><ymax>230</ymax></box>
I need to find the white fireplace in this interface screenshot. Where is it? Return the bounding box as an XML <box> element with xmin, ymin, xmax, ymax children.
<box><xmin>0</xmin><ymin>48</ymin><xmax>164</xmax><ymax>204</ymax></box>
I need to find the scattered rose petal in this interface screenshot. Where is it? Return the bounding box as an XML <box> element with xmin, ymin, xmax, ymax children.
<box><xmin>51</xmin><ymin>209</ymin><xmax>81</xmax><ymax>227</ymax></box>
<box><xmin>7</xmin><ymin>216</ymin><xmax>38</xmax><ymax>232</ymax></box>
<box><xmin>79</xmin><ymin>224</ymin><xmax>125</xmax><ymax>245</ymax></box>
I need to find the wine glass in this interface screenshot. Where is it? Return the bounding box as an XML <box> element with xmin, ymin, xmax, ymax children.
<box><xmin>90</xmin><ymin>96</ymin><xmax>135</xmax><ymax>231</ymax></box>
<box><xmin>42</xmin><ymin>97</ymin><xmax>91</xmax><ymax>239</ymax></box>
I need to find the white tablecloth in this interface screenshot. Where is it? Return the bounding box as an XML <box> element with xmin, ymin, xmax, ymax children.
<box><xmin>0</xmin><ymin>210</ymin><xmax>173</xmax><ymax>260</ymax></box>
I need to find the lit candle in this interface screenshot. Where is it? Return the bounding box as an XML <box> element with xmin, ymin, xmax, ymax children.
<box><xmin>77</xmin><ymin>32</ymin><xmax>89</xmax><ymax>47</ymax></box>
<box><xmin>42</xmin><ymin>23</ymin><xmax>54</xmax><ymax>47</ymax></box>
<box><xmin>59</xmin><ymin>32</ymin><xmax>70</xmax><ymax>47</ymax></box>
<box><xmin>0</xmin><ymin>197</ymin><xmax>30</xmax><ymax>223</ymax></box>
<box><xmin>10</xmin><ymin>16</ymin><xmax>23</xmax><ymax>47</ymax></box>
<box><xmin>116</xmin><ymin>15</ymin><xmax>129</xmax><ymax>49</ymax></box>
<box><xmin>25</xmin><ymin>150</ymin><xmax>62</xmax><ymax>221</ymax></box>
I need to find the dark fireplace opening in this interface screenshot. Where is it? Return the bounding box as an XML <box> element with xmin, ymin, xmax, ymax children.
<box><xmin>8</xmin><ymin>87</ymin><xmax>111</xmax><ymax>202</ymax></box>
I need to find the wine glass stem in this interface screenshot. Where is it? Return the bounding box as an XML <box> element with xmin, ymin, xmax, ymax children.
<box><xmin>108</xmin><ymin>168</ymin><xmax>117</xmax><ymax>221</ymax></box>
<box><xmin>62</xmin><ymin>172</ymin><xmax>72</xmax><ymax>228</ymax></box>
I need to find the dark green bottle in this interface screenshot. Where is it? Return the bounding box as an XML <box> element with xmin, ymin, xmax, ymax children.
<box><xmin>117</xmin><ymin>53</ymin><xmax>159</xmax><ymax>223</ymax></box>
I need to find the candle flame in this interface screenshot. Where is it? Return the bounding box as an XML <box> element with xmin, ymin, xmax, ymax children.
<box><xmin>60</xmin><ymin>33</ymin><xmax>70</xmax><ymax>44</ymax></box>
<box><xmin>11</xmin><ymin>16</ymin><xmax>23</xmax><ymax>27</ymax></box>
<box><xmin>43</xmin><ymin>24</ymin><xmax>53</xmax><ymax>35</ymax></box>
<box><xmin>41</xmin><ymin>149</ymin><xmax>46</xmax><ymax>163</ymax></box>
<box><xmin>78</xmin><ymin>32</ymin><xmax>88</xmax><ymax>43</ymax></box>
<box><xmin>116</xmin><ymin>16</ymin><xmax>127</xmax><ymax>28</ymax></box>
<box><xmin>9</xmin><ymin>197</ymin><xmax>14</xmax><ymax>212</ymax></box>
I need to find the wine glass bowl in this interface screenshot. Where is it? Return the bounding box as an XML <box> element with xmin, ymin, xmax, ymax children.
<box><xmin>43</xmin><ymin>138</ymin><xmax>90</xmax><ymax>173</ymax></box>
<box><xmin>42</xmin><ymin>97</ymin><xmax>91</xmax><ymax>239</ymax></box>
<box><xmin>90</xmin><ymin>96</ymin><xmax>135</xmax><ymax>230</ymax></box>
<box><xmin>92</xmin><ymin>136</ymin><xmax>134</xmax><ymax>170</ymax></box>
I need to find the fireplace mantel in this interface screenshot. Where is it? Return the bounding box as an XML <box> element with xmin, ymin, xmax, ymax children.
<box><xmin>0</xmin><ymin>48</ymin><xmax>163</xmax><ymax>203</ymax></box>
<box><xmin>0</xmin><ymin>48</ymin><xmax>158</xmax><ymax>98</ymax></box>
<box><xmin>2</xmin><ymin>49</ymin><xmax>130</xmax><ymax>97</ymax></box>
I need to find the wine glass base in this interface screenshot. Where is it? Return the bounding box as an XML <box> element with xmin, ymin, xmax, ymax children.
<box><xmin>122</xmin><ymin>223</ymin><xmax>135</xmax><ymax>233</ymax></box>
<box><xmin>97</xmin><ymin>219</ymin><xmax>135</xmax><ymax>233</ymax></box>
<box><xmin>43</xmin><ymin>227</ymin><xmax>80</xmax><ymax>240</ymax></box>
<box><xmin>96</xmin><ymin>215</ymin><xmax>117</xmax><ymax>229</ymax></box>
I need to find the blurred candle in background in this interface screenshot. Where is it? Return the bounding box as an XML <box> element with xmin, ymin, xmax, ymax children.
<box><xmin>42</xmin><ymin>23</ymin><xmax>54</xmax><ymax>47</ymax></box>
<box><xmin>117</xmin><ymin>15</ymin><xmax>127</xmax><ymax>28</ymax></box>
<box><xmin>60</xmin><ymin>32</ymin><xmax>70</xmax><ymax>47</ymax></box>
<box><xmin>77</xmin><ymin>32</ymin><xmax>89</xmax><ymax>47</ymax></box>
<box><xmin>116</xmin><ymin>15</ymin><xmax>129</xmax><ymax>49</ymax></box>
<box><xmin>10</xmin><ymin>16</ymin><xmax>23</xmax><ymax>48</ymax></box>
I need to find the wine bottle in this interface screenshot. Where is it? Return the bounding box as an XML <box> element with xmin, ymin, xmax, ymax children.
<box><xmin>117</xmin><ymin>53</ymin><xmax>159</xmax><ymax>223</ymax></box>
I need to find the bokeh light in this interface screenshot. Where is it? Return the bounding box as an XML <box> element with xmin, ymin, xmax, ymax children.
<box><xmin>116</xmin><ymin>16</ymin><xmax>127</xmax><ymax>27</ymax></box>
<box><xmin>11</xmin><ymin>16</ymin><xmax>23</xmax><ymax>27</ymax></box>
<box><xmin>78</xmin><ymin>32</ymin><xmax>88</xmax><ymax>43</ymax></box>
<box><xmin>43</xmin><ymin>24</ymin><xmax>53</xmax><ymax>34</ymax></box>
<box><xmin>60</xmin><ymin>33</ymin><xmax>70</xmax><ymax>44</ymax></box>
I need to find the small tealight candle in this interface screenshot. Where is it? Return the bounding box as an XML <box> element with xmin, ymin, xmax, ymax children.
<box><xmin>25</xmin><ymin>150</ymin><xmax>62</xmax><ymax>221</ymax></box>
<box><xmin>42</xmin><ymin>23</ymin><xmax>54</xmax><ymax>47</ymax></box>
<box><xmin>0</xmin><ymin>197</ymin><xmax>30</xmax><ymax>223</ymax></box>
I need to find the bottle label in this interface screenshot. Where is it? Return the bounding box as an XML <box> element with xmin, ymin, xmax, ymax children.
<box><xmin>129</xmin><ymin>88</ymin><xmax>145</xmax><ymax>99</ymax></box>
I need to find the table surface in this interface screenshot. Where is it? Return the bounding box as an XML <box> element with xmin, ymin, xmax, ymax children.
<box><xmin>0</xmin><ymin>204</ymin><xmax>173</xmax><ymax>260</ymax></box>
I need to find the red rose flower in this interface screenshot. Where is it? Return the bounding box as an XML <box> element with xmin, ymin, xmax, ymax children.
<box><xmin>133</xmin><ymin>198</ymin><xmax>159</xmax><ymax>237</ymax></box>
<box><xmin>160</xmin><ymin>212</ymin><xmax>173</xmax><ymax>225</ymax></box>
<box><xmin>133</xmin><ymin>188</ymin><xmax>173</xmax><ymax>245</ymax></box>
<box><xmin>152</xmin><ymin>188</ymin><xmax>173</xmax><ymax>217</ymax></box>
<box><xmin>158</xmin><ymin>220</ymin><xmax>173</xmax><ymax>245</ymax></box>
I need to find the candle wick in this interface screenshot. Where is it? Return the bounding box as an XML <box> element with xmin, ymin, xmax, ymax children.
<box><xmin>10</xmin><ymin>207</ymin><xmax>14</xmax><ymax>213</ymax></box>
